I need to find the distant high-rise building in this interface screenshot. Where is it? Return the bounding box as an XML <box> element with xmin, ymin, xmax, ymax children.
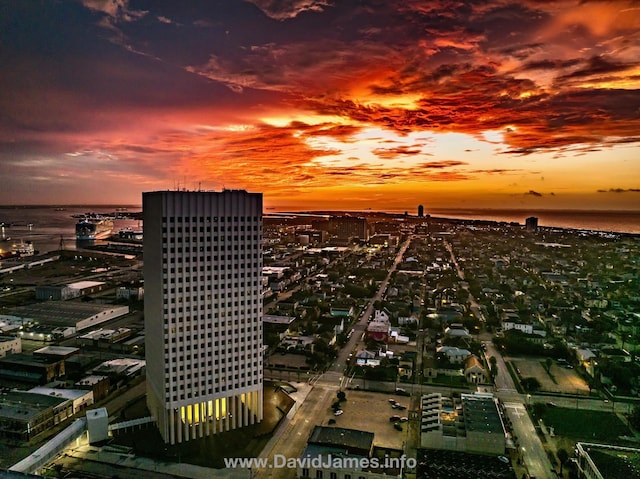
<box><xmin>525</xmin><ymin>216</ymin><xmax>538</xmax><ymax>231</ymax></box>
<box><xmin>328</xmin><ymin>216</ymin><xmax>369</xmax><ymax>244</ymax></box>
<box><xmin>418</xmin><ymin>204</ymin><xmax>424</xmax><ymax>217</ymax></box>
<box><xmin>144</xmin><ymin>190</ymin><xmax>263</xmax><ymax>445</ymax></box>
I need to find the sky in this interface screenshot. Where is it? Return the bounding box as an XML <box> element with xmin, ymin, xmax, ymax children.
<box><xmin>1</xmin><ymin>0</ymin><xmax>639</xmax><ymax>211</ymax></box>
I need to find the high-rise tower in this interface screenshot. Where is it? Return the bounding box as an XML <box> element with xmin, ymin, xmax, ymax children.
<box><xmin>143</xmin><ymin>190</ymin><xmax>263</xmax><ymax>444</ymax></box>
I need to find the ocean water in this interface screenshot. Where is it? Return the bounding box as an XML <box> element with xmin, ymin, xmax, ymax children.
<box><xmin>1</xmin><ymin>205</ymin><xmax>638</xmax><ymax>255</ymax></box>
<box><xmin>0</xmin><ymin>205</ymin><xmax>141</xmax><ymax>255</ymax></box>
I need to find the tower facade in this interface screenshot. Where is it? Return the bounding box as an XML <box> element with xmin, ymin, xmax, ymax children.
<box><xmin>525</xmin><ymin>216</ymin><xmax>538</xmax><ymax>232</ymax></box>
<box><xmin>144</xmin><ymin>190</ymin><xmax>263</xmax><ymax>444</ymax></box>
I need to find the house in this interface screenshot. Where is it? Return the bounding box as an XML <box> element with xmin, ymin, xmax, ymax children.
<box><xmin>436</xmin><ymin>346</ymin><xmax>471</xmax><ymax>364</ymax></box>
<box><xmin>444</xmin><ymin>324</ymin><xmax>471</xmax><ymax>338</ymax></box>
<box><xmin>464</xmin><ymin>355</ymin><xmax>488</xmax><ymax>384</ymax></box>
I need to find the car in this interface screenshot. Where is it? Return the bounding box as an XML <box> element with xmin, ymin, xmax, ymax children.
<box><xmin>391</xmin><ymin>403</ymin><xmax>399</xmax><ymax>409</ymax></box>
<box><xmin>389</xmin><ymin>415</ymin><xmax>401</xmax><ymax>422</ymax></box>
<box><xmin>399</xmin><ymin>417</ymin><xmax>408</xmax><ymax>422</ymax></box>
<box><xmin>396</xmin><ymin>405</ymin><xmax>407</xmax><ymax>410</ymax></box>
<box><xmin>393</xmin><ymin>423</ymin><xmax>403</xmax><ymax>431</ymax></box>
<box><xmin>498</xmin><ymin>456</ymin><xmax>510</xmax><ymax>464</ymax></box>
<box><xmin>546</xmin><ymin>402</ymin><xmax>557</xmax><ymax>407</ymax></box>
<box><xmin>388</xmin><ymin>398</ymin><xmax>397</xmax><ymax>403</ymax></box>
<box><xmin>334</xmin><ymin>410</ymin><xmax>344</xmax><ymax>416</ymax></box>
<box><xmin>395</xmin><ymin>388</ymin><xmax>410</xmax><ymax>396</ymax></box>
<box><xmin>565</xmin><ymin>364</ymin><xmax>574</xmax><ymax>369</ymax></box>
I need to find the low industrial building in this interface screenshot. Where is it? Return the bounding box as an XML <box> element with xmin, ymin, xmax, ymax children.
<box><xmin>115</xmin><ymin>286</ymin><xmax>144</xmax><ymax>301</ymax></box>
<box><xmin>92</xmin><ymin>358</ymin><xmax>145</xmax><ymax>379</ymax></box>
<box><xmin>35</xmin><ymin>281</ymin><xmax>106</xmax><ymax>301</ymax></box>
<box><xmin>0</xmin><ymin>353</ymin><xmax>67</xmax><ymax>384</ymax></box>
<box><xmin>33</xmin><ymin>345</ymin><xmax>79</xmax><ymax>361</ymax></box>
<box><xmin>298</xmin><ymin>426</ymin><xmax>403</xmax><ymax>479</ymax></box>
<box><xmin>0</xmin><ymin>335</ymin><xmax>21</xmax><ymax>358</ymax></box>
<box><xmin>420</xmin><ymin>392</ymin><xmax>506</xmax><ymax>455</ymax></box>
<box><xmin>75</xmin><ymin>375</ymin><xmax>110</xmax><ymax>401</ymax></box>
<box><xmin>1</xmin><ymin>302</ymin><xmax>129</xmax><ymax>336</ymax></box>
<box><xmin>27</xmin><ymin>386</ymin><xmax>94</xmax><ymax>414</ymax></box>
<box><xmin>0</xmin><ymin>390</ymin><xmax>73</xmax><ymax>442</ymax></box>
<box><xmin>77</xmin><ymin>328</ymin><xmax>132</xmax><ymax>347</ymax></box>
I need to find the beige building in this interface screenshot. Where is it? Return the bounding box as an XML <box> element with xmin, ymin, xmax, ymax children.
<box><xmin>0</xmin><ymin>335</ymin><xmax>20</xmax><ymax>358</ymax></box>
<box><xmin>144</xmin><ymin>190</ymin><xmax>263</xmax><ymax>445</ymax></box>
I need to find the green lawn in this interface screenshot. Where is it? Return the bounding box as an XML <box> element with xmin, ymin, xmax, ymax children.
<box><xmin>542</xmin><ymin>407</ymin><xmax>631</xmax><ymax>444</ymax></box>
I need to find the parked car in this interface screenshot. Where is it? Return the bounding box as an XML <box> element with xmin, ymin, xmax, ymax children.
<box><xmin>393</xmin><ymin>423</ymin><xmax>403</xmax><ymax>431</ymax></box>
<box><xmin>399</xmin><ymin>417</ymin><xmax>408</xmax><ymax>422</ymax></box>
<box><xmin>389</xmin><ymin>415</ymin><xmax>401</xmax><ymax>422</ymax></box>
<box><xmin>395</xmin><ymin>388</ymin><xmax>410</xmax><ymax>396</ymax></box>
<box><xmin>334</xmin><ymin>410</ymin><xmax>344</xmax><ymax>416</ymax></box>
<box><xmin>396</xmin><ymin>405</ymin><xmax>407</xmax><ymax>410</ymax></box>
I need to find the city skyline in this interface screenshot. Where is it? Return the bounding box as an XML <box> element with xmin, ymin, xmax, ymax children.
<box><xmin>1</xmin><ymin>1</ymin><xmax>639</xmax><ymax>211</ymax></box>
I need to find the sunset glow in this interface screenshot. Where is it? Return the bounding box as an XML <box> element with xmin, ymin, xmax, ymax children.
<box><xmin>1</xmin><ymin>0</ymin><xmax>639</xmax><ymax>211</ymax></box>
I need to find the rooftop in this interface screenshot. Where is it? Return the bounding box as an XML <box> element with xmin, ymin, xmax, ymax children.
<box><xmin>0</xmin><ymin>390</ymin><xmax>69</xmax><ymax>421</ymax></box>
<box><xmin>461</xmin><ymin>393</ymin><xmax>504</xmax><ymax>434</ymax></box>
<box><xmin>67</xmin><ymin>280</ymin><xmax>105</xmax><ymax>289</ymax></box>
<box><xmin>33</xmin><ymin>345</ymin><xmax>79</xmax><ymax>357</ymax></box>
<box><xmin>2</xmin><ymin>302</ymin><xmax>128</xmax><ymax>328</ymax></box>
<box><xmin>577</xmin><ymin>443</ymin><xmax>640</xmax><ymax>479</ymax></box>
<box><xmin>308</xmin><ymin>426</ymin><xmax>374</xmax><ymax>454</ymax></box>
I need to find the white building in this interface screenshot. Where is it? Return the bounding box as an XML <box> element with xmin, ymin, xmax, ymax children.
<box><xmin>502</xmin><ymin>320</ymin><xmax>546</xmax><ymax>337</ymax></box>
<box><xmin>144</xmin><ymin>190</ymin><xmax>263</xmax><ymax>444</ymax></box>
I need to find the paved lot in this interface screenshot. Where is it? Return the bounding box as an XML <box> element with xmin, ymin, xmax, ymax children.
<box><xmin>512</xmin><ymin>357</ymin><xmax>589</xmax><ymax>394</ymax></box>
<box><xmin>327</xmin><ymin>390</ymin><xmax>407</xmax><ymax>450</ymax></box>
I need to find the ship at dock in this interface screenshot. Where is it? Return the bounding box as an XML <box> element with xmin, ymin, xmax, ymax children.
<box><xmin>75</xmin><ymin>216</ymin><xmax>114</xmax><ymax>241</ymax></box>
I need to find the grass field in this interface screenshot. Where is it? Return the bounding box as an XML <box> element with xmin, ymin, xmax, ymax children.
<box><xmin>541</xmin><ymin>407</ymin><xmax>631</xmax><ymax>444</ymax></box>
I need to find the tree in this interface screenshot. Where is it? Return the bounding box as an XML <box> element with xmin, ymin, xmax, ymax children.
<box><xmin>629</xmin><ymin>404</ymin><xmax>640</xmax><ymax>430</ymax></box>
<box><xmin>489</xmin><ymin>356</ymin><xmax>498</xmax><ymax>380</ymax></box>
<box><xmin>521</xmin><ymin>377</ymin><xmax>541</xmax><ymax>393</ymax></box>
<box><xmin>545</xmin><ymin>357</ymin><xmax>553</xmax><ymax>373</ymax></box>
<box><xmin>557</xmin><ymin>448</ymin><xmax>569</xmax><ymax>474</ymax></box>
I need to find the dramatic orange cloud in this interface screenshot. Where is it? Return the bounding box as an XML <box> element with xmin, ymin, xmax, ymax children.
<box><xmin>0</xmin><ymin>0</ymin><xmax>638</xmax><ymax>211</ymax></box>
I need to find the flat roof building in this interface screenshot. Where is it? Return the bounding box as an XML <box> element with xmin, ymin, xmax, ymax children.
<box><xmin>1</xmin><ymin>302</ymin><xmax>129</xmax><ymax>333</ymax></box>
<box><xmin>0</xmin><ymin>335</ymin><xmax>21</xmax><ymax>358</ymax></box>
<box><xmin>420</xmin><ymin>392</ymin><xmax>506</xmax><ymax>455</ymax></box>
<box><xmin>575</xmin><ymin>442</ymin><xmax>640</xmax><ymax>479</ymax></box>
<box><xmin>144</xmin><ymin>190</ymin><xmax>263</xmax><ymax>444</ymax></box>
<box><xmin>0</xmin><ymin>391</ymin><xmax>73</xmax><ymax>441</ymax></box>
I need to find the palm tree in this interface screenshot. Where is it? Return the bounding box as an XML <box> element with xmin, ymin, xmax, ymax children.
<box><xmin>545</xmin><ymin>357</ymin><xmax>553</xmax><ymax>373</ymax></box>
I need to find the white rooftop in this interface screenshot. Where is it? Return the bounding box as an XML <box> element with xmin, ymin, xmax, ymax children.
<box><xmin>67</xmin><ymin>280</ymin><xmax>105</xmax><ymax>290</ymax></box>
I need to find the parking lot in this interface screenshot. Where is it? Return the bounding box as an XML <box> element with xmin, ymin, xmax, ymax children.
<box><xmin>324</xmin><ymin>389</ymin><xmax>409</xmax><ymax>450</ymax></box>
<box><xmin>512</xmin><ymin>357</ymin><xmax>590</xmax><ymax>394</ymax></box>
